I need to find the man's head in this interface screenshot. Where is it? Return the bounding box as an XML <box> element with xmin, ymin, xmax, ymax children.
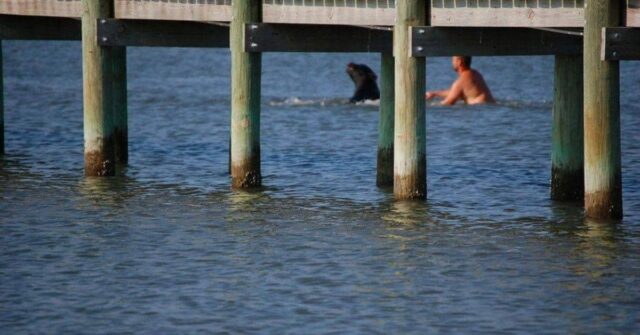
<box><xmin>452</xmin><ymin>56</ymin><xmax>472</xmax><ymax>71</ymax></box>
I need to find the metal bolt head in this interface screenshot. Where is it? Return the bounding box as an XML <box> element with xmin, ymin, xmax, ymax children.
<box><xmin>250</xmin><ymin>42</ymin><xmax>258</xmax><ymax>48</ymax></box>
<box><xmin>613</xmin><ymin>51</ymin><xmax>618</xmax><ymax>57</ymax></box>
<box><xmin>100</xmin><ymin>19</ymin><xmax>106</xmax><ymax>24</ymax></box>
<box><xmin>416</xmin><ymin>46</ymin><xmax>424</xmax><ymax>52</ymax></box>
<box><xmin>101</xmin><ymin>36</ymin><xmax>108</xmax><ymax>43</ymax></box>
<box><xmin>419</xmin><ymin>29</ymin><xmax>425</xmax><ymax>34</ymax></box>
<box><xmin>613</xmin><ymin>33</ymin><xmax>619</xmax><ymax>39</ymax></box>
<box><xmin>251</xmin><ymin>24</ymin><xmax>258</xmax><ymax>30</ymax></box>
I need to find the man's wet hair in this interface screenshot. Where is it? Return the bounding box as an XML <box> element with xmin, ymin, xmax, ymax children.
<box><xmin>459</xmin><ymin>56</ymin><xmax>472</xmax><ymax>67</ymax></box>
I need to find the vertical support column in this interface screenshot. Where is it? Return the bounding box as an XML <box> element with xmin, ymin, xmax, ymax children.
<box><xmin>551</xmin><ymin>55</ymin><xmax>584</xmax><ymax>201</ymax></box>
<box><xmin>584</xmin><ymin>0</ymin><xmax>622</xmax><ymax>219</ymax></box>
<box><xmin>0</xmin><ymin>40</ymin><xmax>4</xmax><ymax>156</ymax></box>
<box><xmin>112</xmin><ymin>46</ymin><xmax>128</xmax><ymax>164</ymax></box>
<box><xmin>82</xmin><ymin>0</ymin><xmax>115</xmax><ymax>176</ymax></box>
<box><xmin>230</xmin><ymin>0</ymin><xmax>262</xmax><ymax>188</ymax></box>
<box><xmin>377</xmin><ymin>53</ymin><xmax>394</xmax><ymax>187</ymax></box>
<box><xmin>394</xmin><ymin>0</ymin><xmax>426</xmax><ymax>199</ymax></box>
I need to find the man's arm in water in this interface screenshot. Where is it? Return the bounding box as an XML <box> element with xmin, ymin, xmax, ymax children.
<box><xmin>425</xmin><ymin>89</ymin><xmax>449</xmax><ymax>100</ymax></box>
<box><xmin>440</xmin><ymin>79</ymin><xmax>463</xmax><ymax>106</ymax></box>
<box><xmin>426</xmin><ymin>79</ymin><xmax>463</xmax><ymax>105</ymax></box>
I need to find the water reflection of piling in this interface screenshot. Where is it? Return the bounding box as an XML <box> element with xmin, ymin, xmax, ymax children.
<box><xmin>383</xmin><ymin>200</ymin><xmax>428</xmax><ymax>225</ymax></box>
<box><xmin>226</xmin><ymin>190</ymin><xmax>268</xmax><ymax>223</ymax></box>
<box><xmin>78</xmin><ymin>177</ymin><xmax>128</xmax><ymax>209</ymax></box>
<box><xmin>574</xmin><ymin>218</ymin><xmax>622</xmax><ymax>278</ymax></box>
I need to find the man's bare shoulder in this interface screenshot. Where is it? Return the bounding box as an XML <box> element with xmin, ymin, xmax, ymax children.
<box><xmin>468</xmin><ymin>69</ymin><xmax>482</xmax><ymax>77</ymax></box>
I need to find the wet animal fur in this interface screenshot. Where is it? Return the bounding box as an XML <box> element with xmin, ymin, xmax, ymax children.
<box><xmin>346</xmin><ymin>63</ymin><xmax>380</xmax><ymax>103</ymax></box>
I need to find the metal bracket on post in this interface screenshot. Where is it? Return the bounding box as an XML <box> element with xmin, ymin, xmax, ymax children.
<box><xmin>601</xmin><ymin>27</ymin><xmax>640</xmax><ymax>60</ymax></box>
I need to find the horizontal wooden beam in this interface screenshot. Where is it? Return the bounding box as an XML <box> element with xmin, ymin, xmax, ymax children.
<box><xmin>115</xmin><ymin>1</ymin><xmax>231</xmax><ymax>22</ymax></box>
<box><xmin>601</xmin><ymin>27</ymin><xmax>640</xmax><ymax>60</ymax></box>
<box><xmin>262</xmin><ymin>4</ymin><xmax>395</xmax><ymax>26</ymax></box>
<box><xmin>0</xmin><ymin>0</ymin><xmax>82</xmax><ymax>18</ymax></box>
<box><xmin>97</xmin><ymin>19</ymin><xmax>229</xmax><ymax>48</ymax></box>
<box><xmin>244</xmin><ymin>23</ymin><xmax>392</xmax><ymax>53</ymax></box>
<box><xmin>430</xmin><ymin>7</ymin><xmax>584</xmax><ymax>28</ymax></box>
<box><xmin>245</xmin><ymin>24</ymin><xmax>582</xmax><ymax>56</ymax></box>
<box><xmin>411</xmin><ymin>27</ymin><xmax>583</xmax><ymax>57</ymax></box>
<box><xmin>0</xmin><ymin>14</ymin><xmax>80</xmax><ymax>40</ymax></box>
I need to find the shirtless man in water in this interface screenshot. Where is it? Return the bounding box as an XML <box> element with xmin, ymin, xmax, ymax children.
<box><xmin>425</xmin><ymin>56</ymin><xmax>495</xmax><ymax>105</ymax></box>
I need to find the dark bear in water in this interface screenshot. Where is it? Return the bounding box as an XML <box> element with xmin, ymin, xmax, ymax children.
<box><xmin>346</xmin><ymin>63</ymin><xmax>380</xmax><ymax>103</ymax></box>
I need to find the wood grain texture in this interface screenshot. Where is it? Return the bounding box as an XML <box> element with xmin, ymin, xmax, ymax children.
<box><xmin>263</xmin><ymin>4</ymin><xmax>394</xmax><ymax>26</ymax></box>
<box><xmin>377</xmin><ymin>53</ymin><xmax>394</xmax><ymax>187</ymax></box>
<box><xmin>0</xmin><ymin>0</ymin><xmax>82</xmax><ymax>18</ymax></box>
<box><xmin>83</xmin><ymin>0</ymin><xmax>116</xmax><ymax>176</ymax></box>
<box><xmin>431</xmin><ymin>8</ymin><xmax>584</xmax><ymax>27</ymax></box>
<box><xmin>231</xmin><ymin>0</ymin><xmax>262</xmax><ymax>188</ymax></box>
<box><xmin>112</xmin><ymin>46</ymin><xmax>127</xmax><ymax>164</ymax></box>
<box><xmin>393</xmin><ymin>0</ymin><xmax>426</xmax><ymax>200</ymax></box>
<box><xmin>584</xmin><ymin>0</ymin><xmax>622</xmax><ymax>219</ymax></box>
<box><xmin>551</xmin><ymin>55</ymin><xmax>583</xmax><ymax>201</ymax></box>
<box><xmin>115</xmin><ymin>1</ymin><xmax>231</xmax><ymax>22</ymax></box>
<box><xmin>629</xmin><ymin>0</ymin><xmax>640</xmax><ymax>27</ymax></box>
<box><xmin>0</xmin><ymin>40</ymin><xmax>3</xmax><ymax>155</ymax></box>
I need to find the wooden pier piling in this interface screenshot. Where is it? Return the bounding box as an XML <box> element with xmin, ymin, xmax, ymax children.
<box><xmin>112</xmin><ymin>46</ymin><xmax>127</xmax><ymax>164</ymax></box>
<box><xmin>230</xmin><ymin>0</ymin><xmax>262</xmax><ymax>188</ymax></box>
<box><xmin>82</xmin><ymin>0</ymin><xmax>115</xmax><ymax>176</ymax></box>
<box><xmin>0</xmin><ymin>40</ymin><xmax>3</xmax><ymax>156</ymax></box>
<box><xmin>394</xmin><ymin>0</ymin><xmax>426</xmax><ymax>199</ymax></box>
<box><xmin>551</xmin><ymin>55</ymin><xmax>584</xmax><ymax>201</ymax></box>
<box><xmin>377</xmin><ymin>53</ymin><xmax>394</xmax><ymax>187</ymax></box>
<box><xmin>584</xmin><ymin>0</ymin><xmax>622</xmax><ymax>219</ymax></box>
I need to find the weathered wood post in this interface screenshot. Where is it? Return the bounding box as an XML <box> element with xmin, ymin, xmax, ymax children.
<box><xmin>82</xmin><ymin>0</ymin><xmax>115</xmax><ymax>176</ymax></box>
<box><xmin>377</xmin><ymin>53</ymin><xmax>394</xmax><ymax>187</ymax></box>
<box><xmin>394</xmin><ymin>0</ymin><xmax>426</xmax><ymax>199</ymax></box>
<box><xmin>0</xmin><ymin>40</ymin><xmax>4</xmax><ymax>156</ymax></box>
<box><xmin>112</xmin><ymin>46</ymin><xmax>128</xmax><ymax>164</ymax></box>
<box><xmin>584</xmin><ymin>0</ymin><xmax>622</xmax><ymax>219</ymax></box>
<box><xmin>551</xmin><ymin>55</ymin><xmax>584</xmax><ymax>201</ymax></box>
<box><xmin>230</xmin><ymin>0</ymin><xmax>262</xmax><ymax>188</ymax></box>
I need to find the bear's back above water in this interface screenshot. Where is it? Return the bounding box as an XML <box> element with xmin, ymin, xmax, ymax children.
<box><xmin>346</xmin><ymin>63</ymin><xmax>380</xmax><ymax>103</ymax></box>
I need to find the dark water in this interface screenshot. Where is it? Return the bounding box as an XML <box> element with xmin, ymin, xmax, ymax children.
<box><xmin>1</xmin><ymin>42</ymin><xmax>640</xmax><ymax>333</ymax></box>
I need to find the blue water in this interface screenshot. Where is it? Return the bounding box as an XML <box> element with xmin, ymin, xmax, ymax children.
<box><xmin>1</xmin><ymin>42</ymin><xmax>640</xmax><ymax>333</ymax></box>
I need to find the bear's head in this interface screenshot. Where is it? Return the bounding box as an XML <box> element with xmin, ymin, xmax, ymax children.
<box><xmin>346</xmin><ymin>63</ymin><xmax>378</xmax><ymax>86</ymax></box>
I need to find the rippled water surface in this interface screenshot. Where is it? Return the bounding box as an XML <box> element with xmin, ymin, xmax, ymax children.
<box><xmin>2</xmin><ymin>42</ymin><xmax>640</xmax><ymax>333</ymax></box>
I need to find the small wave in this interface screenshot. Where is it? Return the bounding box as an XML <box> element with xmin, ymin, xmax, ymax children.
<box><xmin>355</xmin><ymin>99</ymin><xmax>380</xmax><ymax>107</ymax></box>
<box><xmin>268</xmin><ymin>97</ymin><xmax>379</xmax><ymax>107</ymax></box>
<box><xmin>269</xmin><ymin>97</ymin><xmax>549</xmax><ymax>110</ymax></box>
<box><xmin>495</xmin><ymin>99</ymin><xmax>552</xmax><ymax>110</ymax></box>
<box><xmin>427</xmin><ymin>99</ymin><xmax>552</xmax><ymax>110</ymax></box>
